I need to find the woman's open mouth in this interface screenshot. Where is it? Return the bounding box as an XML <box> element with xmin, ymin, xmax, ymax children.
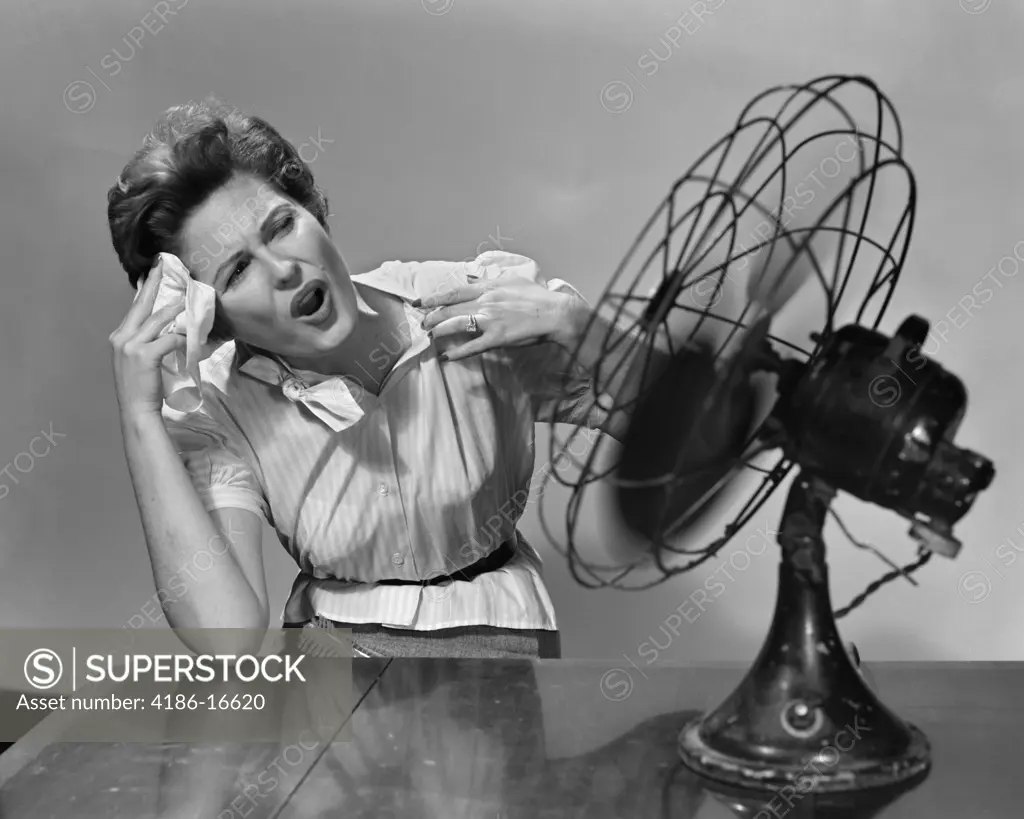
<box><xmin>291</xmin><ymin>279</ymin><xmax>333</xmax><ymax>324</ymax></box>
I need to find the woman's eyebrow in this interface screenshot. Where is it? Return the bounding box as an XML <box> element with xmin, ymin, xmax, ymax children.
<box><xmin>214</xmin><ymin>203</ymin><xmax>292</xmax><ymax>285</ymax></box>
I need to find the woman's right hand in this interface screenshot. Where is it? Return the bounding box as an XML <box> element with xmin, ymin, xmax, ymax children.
<box><xmin>109</xmin><ymin>265</ymin><xmax>187</xmax><ymax>419</ymax></box>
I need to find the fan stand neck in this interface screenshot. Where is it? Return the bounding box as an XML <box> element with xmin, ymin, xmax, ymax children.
<box><xmin>677</xmin><ymin>471</ymin><xmax>930</xmax><ymax>798</ymax></box>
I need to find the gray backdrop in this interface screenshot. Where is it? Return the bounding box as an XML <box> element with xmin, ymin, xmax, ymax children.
<box><xmin>1</xmin><ymin>0</ymin><xmax>1020</xmax><ymax>679</ymax></box>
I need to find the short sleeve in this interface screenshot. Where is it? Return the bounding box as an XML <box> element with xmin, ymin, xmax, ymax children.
<box><xmin>161</xmin><ymin>405</ymin><xmax>270</xmax><ymax>519</ymax></box>
<box><xmin>467</xmin><ymin>251</ymin><xmax>605</xmax><ymax>429</ymax></box>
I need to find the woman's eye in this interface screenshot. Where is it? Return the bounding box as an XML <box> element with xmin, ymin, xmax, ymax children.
<box><xmin>273</xmin><ymin>213</ymin><xmax>295</xmax><ymax>237</ymax></box>
<box><xmin>224</xmin><ymin>213</ymin><xmax>294</xmax><ymax>289</ymax></box>
<box><xmin>227</xmin><ymin>257</ymin><xmax>250</xmax><ymax>287</ymax></box>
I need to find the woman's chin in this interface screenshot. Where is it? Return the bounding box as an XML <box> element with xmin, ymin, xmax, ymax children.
<box><xmin>311</xmin><ymin>307</ymin><xmax>358</xmax><ymax>349</ymax></box>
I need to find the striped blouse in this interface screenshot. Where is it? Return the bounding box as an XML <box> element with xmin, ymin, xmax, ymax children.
<box><xmin>160</xmin><ymin>251</ymin><xmax>601</xmax><ymax>632</ymax></box>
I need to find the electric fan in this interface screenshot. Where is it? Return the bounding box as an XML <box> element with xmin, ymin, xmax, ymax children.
<box><xmin>541</xmin><ymin>75</ymin><xmax>994</xmax><ymax>795</ymax></box>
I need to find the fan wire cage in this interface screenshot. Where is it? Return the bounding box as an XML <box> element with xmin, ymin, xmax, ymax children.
<box><xmin>538</xmin><ymin>75</ymin><xmax>927</xmax><ymax>618</ymax></box>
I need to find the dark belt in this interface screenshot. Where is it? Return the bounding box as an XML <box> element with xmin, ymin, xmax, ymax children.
<box><xmin>376</xmin><ymin>540</ymin><xmax>516</xmax><ymax>586</ymax></box>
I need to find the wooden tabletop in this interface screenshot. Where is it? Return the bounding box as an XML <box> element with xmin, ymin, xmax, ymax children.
<box><xmin>0</xmin><ymin>660</ymin><xmax>1019</xmax><ymax>818</ymax></box>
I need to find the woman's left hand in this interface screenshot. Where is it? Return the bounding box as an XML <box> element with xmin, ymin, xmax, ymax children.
<box><xmin>417</xmin><ymin>276</ymin><xmax>585</xmax><ymax>361</ymax></box>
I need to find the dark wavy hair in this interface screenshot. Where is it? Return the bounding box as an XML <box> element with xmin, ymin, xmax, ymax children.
<box><xmin>107</xmin><ymin>96</ymin><xmax>331</xmax><ymax>338</ymax></box>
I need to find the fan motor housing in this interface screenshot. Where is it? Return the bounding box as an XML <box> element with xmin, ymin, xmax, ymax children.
<box><xmin>772</xmin><ymin>316</ymin><xmax>993</xmax><ymax>537</ymax></box>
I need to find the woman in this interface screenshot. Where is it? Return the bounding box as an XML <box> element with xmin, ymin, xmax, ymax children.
<box><xmin>106</xmin><ymin>97</ymin><xmax>659</xmax><ymax>660</ymax></box>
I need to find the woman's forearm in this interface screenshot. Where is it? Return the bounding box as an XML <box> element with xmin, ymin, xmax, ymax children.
<box><xmin>120</xmin><ymin>411</ymin><xmax>267</xmax><ymax>652</ymax></box>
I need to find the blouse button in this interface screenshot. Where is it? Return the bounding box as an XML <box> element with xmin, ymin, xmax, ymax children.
<box><xmin>378</xmin><ymin>483</ymin><xmax>389</xmax><ymax>496</ymax></box>
<box><xmin>391</xmin><ymin>553</ymin><xmax>405</xmax><ymax>567</ymax></box>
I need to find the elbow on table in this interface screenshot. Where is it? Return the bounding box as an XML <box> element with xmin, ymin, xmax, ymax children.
<box><xmin>168</xmin><ymin>609</ymin><xmax>272</xmax><ymax>657</ymax></box>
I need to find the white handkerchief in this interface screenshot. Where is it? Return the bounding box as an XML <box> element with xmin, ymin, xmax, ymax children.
<box><xmin>146</xmin><ymin>252</ymin><xmax>218</xmax><ymax>413</ymax></box>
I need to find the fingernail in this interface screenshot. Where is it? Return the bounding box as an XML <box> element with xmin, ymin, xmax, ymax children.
<box><xmin>438</xmin><ymin>352</ymin><xmax>449</xmax><ymax>362</ymax></box>
<box><xmin>411</xmin><ymin>298</ymin><xmax>422</xmax><ymax>308</ymax></box>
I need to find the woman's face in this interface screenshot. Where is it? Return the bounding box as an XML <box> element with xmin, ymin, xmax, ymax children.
<box><xmin>177</xmin><ymin>173</ymin><xmax>359</xmax><ymax>358</ymax></box>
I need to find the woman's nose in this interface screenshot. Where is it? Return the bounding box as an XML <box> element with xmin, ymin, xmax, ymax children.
<box><xmin>265</xmin><ymin>254</ymin><xmax>301</xmax><ymax>286</ymax></box>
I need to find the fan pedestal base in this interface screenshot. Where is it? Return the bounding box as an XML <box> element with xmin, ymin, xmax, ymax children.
<box><xmin>690</xmin><ymin>771</ymin><xmax>929</xmax><ymax>818</ymax></box>
<box><xmin>678</xmin><ymin>472</ymin><xmax>931</xmax><ymax>794</ymax></box>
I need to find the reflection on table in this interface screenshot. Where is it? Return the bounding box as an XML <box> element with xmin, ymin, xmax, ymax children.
<box><xmin>0</xmin><ymin>660</ymin><xmax>1020</xmax><ymax>818</ymax></box>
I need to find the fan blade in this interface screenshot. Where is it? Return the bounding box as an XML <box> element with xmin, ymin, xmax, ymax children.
<box><xmin>744</xmin><ymin>234</ymin><xmax>819</xmax><ymax>321</ymax></box>
<box><xmin>614</xmin><ymin>339</ymin><xmax>758</xmax><ymax>543</ymax></box>
<box><xmin>614</xmin><ymin>315</ymin><xmax>776</xmax><ymax>547</ymax></box>
<box><xmin>612</xmin><ymin>133</ymin><xmax>861</xmax><ymax>550</ymax></box>
<box><xmin>750</xmin><ymin>131</ymin><xmax>865</xmax><ymax>307</ymax></box>
<box><xmin>715</xmin><ymin>239</ymin><xmax>820</xmax><ymax>366</ymax></box>
<box><xmin>662</xmin><ymin>317</ymin><xmax>779</xmax><ymax>538</ymax></box>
